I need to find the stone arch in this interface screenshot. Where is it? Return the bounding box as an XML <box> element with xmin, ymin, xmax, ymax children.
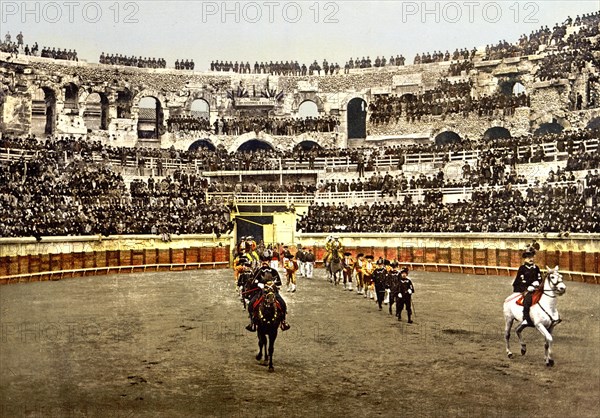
<box><xmin>183</xmin><ymin>91</ymin><xmax>217</xmax><ymax>113</ymax></box>
<box><xmin>499</xmin><ymin>79</ymin><xmax>527</xmax><ymax>96</ymax></box>
<box><xmin>137</xmin><ymin>96</ymin><xmax>164</xmax><ymax>140</ymax></box>
<box><xmin>346</xmin><ymin>97</ymin><xmax>367</xmax><ymax>139</ymax></box>
<box><xmin>31</xmin><ymin>86</ymin><xmax>56</xmax><ymax>137</ymax></box>
<box><xmin>533</xmin><ymin>122</ymin><xmax>564</xmax><ymax>136</ymax></box>
<box><xmin>297</xmin><ymin>100</ymin><xmax>319</xmax><ymax>118</ymax></box>
<box><xmin>400</xmin><ymin>93</ymin><xmax>417</xmax><ymax>102</ymax></box>
<box><xmin>190</xmin><ymin>98</ymin><xmax>210</xmax><ymax>118</ymax></box>
<box><xmin>189</xmin><ymin>138</ymin><xmax>216</xmax><ymax>152</ymax></box>
<box><xmin>292</xmin><ymin>93</ymin><xmax>325</xmax><ymax>113</ymax></box>
<box><xmin>434</xmin><ymin>130</ymin><xmax>461</xmax><ymax>146</ymax></box>
<box><xmin>229</xmin><ymin>131</ymin><xmax>276</xmax><ymax>153</ymax></box>
<box><xmin>294</xmin><ymin>140</ymin><xmax>322</xmax><ymax>150</ymax></box>
<box><xmin>237</xmin><ymin>139</ymin><xmax>275</xmax><ymax>152</ymax></box>
<box><xmin>83</xmin><ymin>92</ymin><xmax>109</xmax><ymax>130</ymax></box>
<box><xmin>483</xmin><ymin>126</ymin><xmax>512</xmax><ymax>140</ymax></box>
<box><xmin>116</xmin><ymin>88</ymin><xmax>133</xmax><ymax>118</ymax></box>
<box><xmin>63</xmin><ymin>82</ymin><xmax>79</xmax><ymax>114</ymax></box>
<box><xmin>586</xmin><ymin>116</ymin><xmax>600</xmax><ymax>130</ymax></box>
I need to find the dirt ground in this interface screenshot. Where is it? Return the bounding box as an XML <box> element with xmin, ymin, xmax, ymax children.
<box><xmin>0</xmin><ymin>268</ymin><xmax>598</xmax><ymax>418</ymax></box>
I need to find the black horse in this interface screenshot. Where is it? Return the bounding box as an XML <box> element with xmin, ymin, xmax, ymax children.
<box><xmin>254</xmin><ymin>284</ymin><xmax>282</xmax><ymax>372</ymax></box>
<box><xmin>237</xmin><ymin>268</ymin><xmax>255</xmax><ymax>310</ymax></box>
<box><xmin>327</xmin><ymin>252</ymin><xmax>344</xmax><ymax>285</ymax></box>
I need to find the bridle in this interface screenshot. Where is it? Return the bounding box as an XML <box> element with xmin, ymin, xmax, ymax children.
<box><xmin>542</xmin><ymin>271</ymin><xmax>565</xmax><ymax>298</ymax></box>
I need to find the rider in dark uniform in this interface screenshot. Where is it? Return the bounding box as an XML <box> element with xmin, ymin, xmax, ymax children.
<box><xmin>512</xmin><ymin>248</ymin><xmax>541</xmax><ymax>326</ymax></box>
<box><xmin>397</xmin><ymin>267</ymin><xmax>415</xmax><ymax>323</ymax></box>
<box><xmin>246</xmin><ymin>255</ymin><xmax>291</xmax><ymax>332</ymax></box>
<box><xmin>386</xmin><ymin>261</ymin><xmax>401</xmax><ymax>315</ymax></box>
<box><xmin>372</xmin><ymin>259</ymin><xmax>388</xmax><ymax>310</ymax></box>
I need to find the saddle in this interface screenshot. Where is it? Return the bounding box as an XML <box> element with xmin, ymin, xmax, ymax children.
<box><xmin>516</xmin><ymin>288</ymin><xmax>543</xmax><ymax>306</ymax></box>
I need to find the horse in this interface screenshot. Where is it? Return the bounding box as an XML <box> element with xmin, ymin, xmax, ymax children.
<box><xmin>237</xmin><ymin>268</ymin><xmax>255</xmax><ymax>310</ymax></box>
<box><xmin>255</xmin><ymin>283</ymin><xmax>282</xmax><ymax>372</ymax></box>
<box><xmin>326</xmin><ymin>252</ymin><xmax>344</xmax><ymax>285</ymax></box>
<box><xmin>503</xmin><ymin>266</ymin><xmax>566</xmax><ymax>367</ymax></box>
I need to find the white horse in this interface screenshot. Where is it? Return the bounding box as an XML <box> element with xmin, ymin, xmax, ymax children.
<box><xmin>503</xmin><ymin>266</ymin><xmax>566</xmax><ymax>367</ymax></box>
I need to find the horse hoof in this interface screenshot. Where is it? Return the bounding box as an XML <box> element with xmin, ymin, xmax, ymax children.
<box><xmin>268</xmin><ymin>366</ymin><xmax>274</xmax><ymax>372</ymax></box>
<box><xmin>255</xmin><ymin>354</ymin><xmax>262</xmax><ymax>361</ymax></box>
<box><xmin>521</xmin><ymin>348</ymin><xmax>527</xmax><ymax>356</ymax></box>
<box><xmin>547</xmin><ymin>359</ymin><xmax>555</xmax><ymax>367</ymax></box>
<box><xmin>507</xmin><ymin>352</ymin><xmax>514</xmax><ymax>359</ymax></box>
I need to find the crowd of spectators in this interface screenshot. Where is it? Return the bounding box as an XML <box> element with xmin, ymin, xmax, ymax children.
<box><xmin>175</xmin><ymin>59</ymin><xmax>195</xmax><ymax>70</ymax></box>
<box><xmin>99</xmin><ymin>53</ymin><xmax>167</xmax><ymax>69</ymax></box>
<box><xmin>0</xmin><ymin>151</ymin><xmax>232</xmax><ymax>239</ymax></box>
<box><xmin>414</xmin><ymin>48</ymin><xmax>476</xmax><ymax>64</ymax></box>
<box><xmin>167</xmin><ymin>115</ymin><xmax>211</xmax><ymax>133</ymax></box>
<box><xmin>40</xmin><ymin>47</ymin><xmax>78</xmax><ymax>61</ymax></box>
<box><xmin>297</xmin><ymin>182</ymin><xmax>600</xmax><ymax>234</ymax></box>
<box><xmin>368</xmin><ymin>78</ymin><xmax>530</xmax><ymax>125</ymax></box>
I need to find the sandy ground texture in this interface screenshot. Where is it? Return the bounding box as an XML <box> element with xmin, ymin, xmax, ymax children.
<box><xmin>1</xmin><ymin>268</ymin><xmax>599</xmax><ymax>418</ymax></box>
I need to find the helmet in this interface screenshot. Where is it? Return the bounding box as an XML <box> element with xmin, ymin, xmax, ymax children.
<box><xmin>390</xmin><ymin>261</ymin><xmax>399</xmax><ymax>268</ymax></box>
<box><xmin>260</xmin><ymin>253</ymin><xmax>270</xmax><ymax>262</ymax></box>
<box><xmin>376</xmin><ymin>259</ymin><xmax>384</xmax><ymax>266</ymax></box>
<box><xmin>238</xmin><ymin>256</ymin><xmax>249</xmax><ymax>265</ymax></box>
<box><xmin>400</xmin><ymin>267</ymin><xmax>409</xmax><ymax>274</ymax></box>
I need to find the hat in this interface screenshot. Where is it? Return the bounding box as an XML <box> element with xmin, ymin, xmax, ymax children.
<box><xmin>400</xmin><ymin>267</ymin><xmax>409</xmax><ymax>274</ymax></box>
<box><xmin>376</xmin><ymin>259</ymin><xmax>384</xmax><ymax>265</ymax></box>
<box><xmin>390</xmin><ymin>261</ymin><xmax>399</xmax><ymax>267</ymax></box>
<box><xmin>384</xmin><ymin>259</ymin><xmax>390</xmax><ymax>266</ymax></box>
<box><xmin>357</xmin><ymin>253</ymin><xmax>364</xmax><ymax>258</ymax></box>
<box><xmin>344</xmin><ymin>252</ymin><xmax>351</xmax><ymax>256</ymax></box>
<box><xmin>260</xmin><ymin>254</ymin><xmax>270</xmax><ymax>262</ymax></box>
<box><xmin>522</xmin><ymin>249</ymin><xmax>535</xmax><ymax>258</ymax></box>
<box><xmin>288</xmin><ymin>254</ymin><xmax>295</xmax><ymax>259</ymax></box>
<box><xmin>365</xmin><ymin>255</ymin><xmax>374</xmax><ymax>260</ymax></box>
<box><xmin>238</xmin><ymin>256</ymin><xmax>249</xmax><ymax>265</ymax></box>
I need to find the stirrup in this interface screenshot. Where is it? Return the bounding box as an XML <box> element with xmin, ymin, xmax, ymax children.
<box><xmin>280</xmin><ymin>321</ymin><xmax>291</xmax><ymax>331</ymax></box>
<box><xmin>245</xmin><ymin>323</ymin><xmax>256</xmax><ymax>332</ymax></box>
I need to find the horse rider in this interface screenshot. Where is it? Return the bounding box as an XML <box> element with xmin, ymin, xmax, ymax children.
<box><xmin>512</xmin><ymin>248</ymin><xmax>542</xmax><ymax>327</ymax></box>
<box><xmin>244</xmin><ymin>236</ymin><xmax>259</xmax><ymax>264</ymax></box>
<box><xmin>246</xmin><ymin>254</ymin><xmax>291</xmax><ymax>332</ymax></box>
<box><xmin>361</xmin><ymin>255</ymin><xmax>376</xmax><ymax>298</ymax></box>
<box><xmin>387</xmin><ymin>261</ymin><xmax>401</xmax><ymax>316</ymax></box>
<box><xmin>324</xmin><ymin>235</ymin><xmax>344</xmax><ymax>266</ymax></box>
<box><xmin>372</xmin><ymin>258</ymin><xmax>388</xmax><ymax>310</ymax></box>
<box><xmin>233</xmin><ymin>252</ymin><xmax>249</xmax><ymax>284</ymax></box>
<box><xmin>342</xmin><ymin>251</ymin><xmax>355</xmax><ymax>291</ymax></box>
<box><xmin>284</xmin><ymin>253</ymin><xmax>299</xmax><ymax>292</ymax></box>
<box><xmin>397</xmin><ymin>267</ymin><xmax>415</xmax><ymax>323</ymax></box>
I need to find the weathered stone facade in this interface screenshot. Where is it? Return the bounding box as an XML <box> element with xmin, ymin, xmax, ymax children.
<box><xmin>1</xmin><ymin>53</ymin><xmax>597</xmax><ymax>151</ymax></box>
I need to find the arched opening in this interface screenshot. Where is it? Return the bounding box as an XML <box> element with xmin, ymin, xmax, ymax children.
<box><xmin>237</xmin><ymin>139</ymin><xmax>275</xmax><ymax>152</ymax></box>
<box><xmin>533</xmin><ymin>122</ymin><xmax>563</xmax><ymax>137</ymax></box>
<box><xmin>434</xmin><ymin>131</ymin><xmax>461</xmax><ymax>146</ymax></box>
<box><xmin>83</xmin><ymin>92</ymin><xmax>109</xmax><ymax>130</ymax></box>
<box><xmin>586</xmin><ymin>117</ymin><xmax>600</xmax><ymax>131</ymax></box>
<box><xmin>31</xmin><ymin>87</ymin><xmax>56</xmax><ymax>137</ymax></box>
<box><xmin>483</xmin><ymin>126</ymin><xmax>512</xmax><ymax>141</ymax></box>
<box><xmin>137</xmin><ymin>96</ymin><xmax>163</xmax><ymax>140</ymax></box>
<box><xmin>400</xmin><ymin>93</ymin><xmax>416</xmax><ymax>102</ymax></box>
<box><xmin>512</xmin><ymin>82</ymin><xmax>526</xmax><ymax>95</ymax></box>
<box><xmin>190</xmin><ymin>99</ymin><xmax>210</xmax><ymax>119</ymax></box>
<box><xmin>116</xmin><ymin>89</ymin><xmax>132</xmax><ymax>118</ymax></box>
<box><xmin>347</xmin><ymin>98</ymin><xmax>367</xmax><ymax>139</ymax></box>
<box><xmin>298</xmin><ymin>100</ymin><xmax>319</xmax><ymax>118</ymax></box>
<box><xmin>189</xmin><ymin>139</ymin><xmax>216</xmax><ymax>152</ymax></box>
<box><xmin>294</xmin><ymin>140</ymin><xmax>322</xmax><ymax>151</ymax></box>
<box><xmin>63</xmin><ymin>83</ymin><xmax>79</xmax><ymax>114</ymax></box>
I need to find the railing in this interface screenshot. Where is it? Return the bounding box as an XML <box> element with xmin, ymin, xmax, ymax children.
<box><xmin>1</xmin><ymin>138</ymin><xmax>598</xmax><ymax>175</ymax></box>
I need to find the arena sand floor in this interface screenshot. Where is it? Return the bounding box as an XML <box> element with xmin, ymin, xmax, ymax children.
<box><xmin>0</xmin><ymin>268</ymin><xmax>598</xmax><ymax>418</ymax></box>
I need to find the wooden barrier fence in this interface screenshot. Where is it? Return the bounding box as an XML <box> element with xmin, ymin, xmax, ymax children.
<box><xmin>310</xmin><ymin>246</ymin><xmax>600</xmax><ymax>284</ymax></box>
<box><xmin>0</xmin><ymin>246</ymin><xmax>231</xmax><ymax>285</ymax></box>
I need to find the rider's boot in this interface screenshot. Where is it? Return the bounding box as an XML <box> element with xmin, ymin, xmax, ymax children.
<box><xmin>245</xmin><ymin>321</ymin><xmax>256</xmax><ymax>332</ymax></box>
<box><xmin>291</xmin><ymin>284</ymin><xmax>296</xmax><ymax>293</ymax></box>
<box><xmin>348</xmin><ymin>282</ymin><xmax>353</xmax><ymax>291</ymax></box>
<box><xmin>407</xmin><ymin>314</ymin><xmax>413</xmax><ymax>324</ymax></box>
<box><xmin>280</xmin><ymin>314</ymin><xmax>291</xmax><ymax>331</ymax></box>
